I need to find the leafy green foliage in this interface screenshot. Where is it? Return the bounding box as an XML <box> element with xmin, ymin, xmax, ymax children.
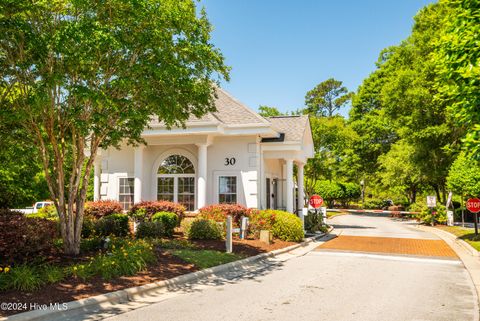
<box><xmin>151</xmin><ymin>212</ymin><xmax>178</xmax><ymax>237</ymax></box>
<box><xmin>304</xmin><ymin>78</ymin><xmax>353</xmax><ymax>117</ymax></box>
<box><xmin>0</xmin><ymin>265</ymin><xmax>44</xmax><ymax>292</ymax></box>
<box><xmin>136</xmin><ymin>221</ymin><xmax>165</xmax><ymax>239</ymax></box>
<box><xmin>433</xmin><ymin>0</ymin><xmax>480</xmax><ymax>158</ymax></box>
<box><xmin>314</xmin><ymin>180</ymin><xmax>360</xmax><ymax>207</ymax></box>
<box><xmin>258</xmin><ymin>105</ymin><xmax>283</xmax><ymax>117</ymax></box>
<box><xmin>446</xmin><ymin>152</ymin><xmax>480</xmax><ymax>197</ymax></box>
<box><xmin>183</xmin><ymin>219</ymin><xmax>223</xmax><ymax>240</ymax></box>
<box><xmin>172</xmin><ymin>249</ymin><xmax>243</xmax><ymax>269</ymax></box>
<box><xmin>270</xmin><ymin>211</ymin><xmax>304</xmax><ymax>242</ymax></box>
<box><xmin>416</xmin><ymin>204</ymin><xmax>447</xmax><ymax>225</ymax></box>
<box><xmin>129</xmin><ymin>201</ymin><xmax>185</xmax><ymax>222</ymax></box>
<box><xmin>95</xmin><ymin>214</ymin><xmax>130</xmax><ymax>237</ymax></box>
<box><xmin>0</xmin><ymin>0</ymin><xmax>228</xmax><ymax>255</ymax></box>
<box><xmin>249</xmin><ymin>210</ymin><xmax>303</xmax><ymax>242</ymax></box>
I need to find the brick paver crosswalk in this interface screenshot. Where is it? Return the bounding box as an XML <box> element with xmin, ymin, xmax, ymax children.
<box><xmin>317</xmin><ymin>235</ymin><xmax>458</xmax><ymax>259</ymax></box>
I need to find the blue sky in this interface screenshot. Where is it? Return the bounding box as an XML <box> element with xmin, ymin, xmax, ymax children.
<box><xmin>200</xmin><ymin>0</ymin><xmax>435</xmax><ymax>116</ymax></box>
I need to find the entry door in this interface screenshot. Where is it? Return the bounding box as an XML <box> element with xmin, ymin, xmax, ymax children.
<box><xmin>266</xmin><ymin>178</ymin><xmax>271</xmax><ymax>209</ymax></box>
<box><xmin>272</xmin><ymin>178</ymin><xmax>278</xmax><ymax>209</ymax></box>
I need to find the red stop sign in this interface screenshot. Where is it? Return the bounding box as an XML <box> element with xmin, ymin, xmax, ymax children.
<box><xmin>309</xmin><ymin>195</ymin><xmax>324</xmax><ymax>208</ymax></box>
<box><xmin>466</xmin><ymin>198</ymin><xmax>480</xmax><ymax>213</ymax></box>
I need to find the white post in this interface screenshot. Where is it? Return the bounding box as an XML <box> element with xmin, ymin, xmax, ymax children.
<box><xmin>286</xmin><ymin>159</ymin><xmax>294</xmax><ymax>213</ymax></box>
<box><xmin>134</xmin><ymin>146</ymin><xmax>144</xmax><ymax>204</ymax></box>
<box><xmin>297</xmin><ymin>162</ymin><xmax>304</xmax><ymax>212</ymax></box>
<box><xmin>93</xmin><ymin>160</ymin><xmax>101</xmax><ymax>201</ymax></box>
<box><xmin>197</xmin><ymin>143</ymin><xmax>208</xmax><ymax>210</ymax></box>
<box><xmin>226</xmin><ymin>215</ymin><xmax>232</xmax><ymax>253</ymax></box>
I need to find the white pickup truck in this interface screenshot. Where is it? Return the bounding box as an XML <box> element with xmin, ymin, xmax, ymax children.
<box><xmin>14</xmin><ymin>201</ymin><xmax>54</xmax><ymax>214</ymax></box>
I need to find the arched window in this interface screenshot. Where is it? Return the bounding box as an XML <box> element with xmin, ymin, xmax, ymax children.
<box><xmin>157</xmin><ymin>155</ymin><xmax>195</xmax><ymax>211</ymax></box>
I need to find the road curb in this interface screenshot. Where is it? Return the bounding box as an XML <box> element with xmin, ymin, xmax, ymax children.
<box><xmin>2</xmin><ymin>231</ymin><xmax>331</xmax><ymax>321</ymax></box>
<box><xmin>417</xmin><ymin>225</ymin><xmax>479</xmax><ymax>257</ymax></box>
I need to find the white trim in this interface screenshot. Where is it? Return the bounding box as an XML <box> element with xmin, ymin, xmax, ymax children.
<box><xmin>151</xmin><ymin>148</ymin><xmax>198</xmax><ymax>200</ymax></box>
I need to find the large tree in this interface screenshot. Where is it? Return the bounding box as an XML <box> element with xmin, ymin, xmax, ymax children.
<box><xmin>304</xmin><ymin>78</ymin><xmax>352</xmax><ymax>117</ymax></box>
<box><xmin>433</xmin><ymin>0</ymin><xmax>480</xmax><ymax>158</ymax></box>
<box><xmin>0</xmin><ymin>0</ymin><xmax>229</xmax><ymax>255</ymax></box>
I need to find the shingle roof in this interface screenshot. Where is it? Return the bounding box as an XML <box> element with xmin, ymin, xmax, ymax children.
<box><xmin>267</xmin><ymin>115</ymin><xmax>310</xmax><ymax>142</ymax></box>
<box><xmin>149</xmin><ymin>88</ymin><xmax>269</xmax><ymax>127</ymax></box>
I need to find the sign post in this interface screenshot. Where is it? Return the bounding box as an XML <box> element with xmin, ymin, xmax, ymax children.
<box><xmin>466</xmin><ymin>198</ymin><xmax>480</xmax><ymax>236</ymax></box>
<box><xmin>427</xmin><ymin>196</ymin><xmax>437</xmax><ymax>226</ymax></box>
<box><xmin>309</xmin><ymin>195</ymin><xmax>324</xmax><ymax>229</ymax></box>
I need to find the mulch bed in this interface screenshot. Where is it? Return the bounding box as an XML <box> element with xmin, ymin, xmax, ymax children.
<box><xmin>0</xmin><ymin>237</ymin><xmax>295</xmax><ymax>317</ymax></box>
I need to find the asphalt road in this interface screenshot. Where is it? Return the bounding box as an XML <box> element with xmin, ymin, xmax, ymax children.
<box><xmin>73</xmin><ymin>214</ymin><xmax>478</xmax><ymax>321</ymax></box>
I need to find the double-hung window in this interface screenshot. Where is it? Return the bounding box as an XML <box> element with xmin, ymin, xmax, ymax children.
<box><xmin>218</xmin><ymin>176</ymin><xmax>237</xmax><ymax>204</ymax></box>
<box><xmin>119</xmin><ymin>177</ymin><xmax>134</xmax><ymax>210</ymax></box>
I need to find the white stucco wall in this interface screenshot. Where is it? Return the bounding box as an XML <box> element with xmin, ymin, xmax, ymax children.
<box><xmin>101</xmin><ymin>136</ymin><xmax>261</xmax><ymax>209</ymax></box>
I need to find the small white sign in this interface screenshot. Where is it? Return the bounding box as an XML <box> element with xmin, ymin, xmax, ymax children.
<box><xmin>447</xmin><ymin>210</ymin><xmax>454</xmax><ymax>226</ymax></box>
<box><xmin>320</xmin><ymin>207</ymin><xmax>327</xmax><ymax>224</ymax></box>
<box><xmin>427</xmin><ymin>195</ymin><xmax>437</xmax><ymax>208</ymax></box>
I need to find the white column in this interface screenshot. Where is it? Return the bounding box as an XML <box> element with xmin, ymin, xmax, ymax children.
<box><xmin>286</xmin><ymin>159</ymin><xmax>294</xmax><ymax>213</ymax></box>
<box><xmin>256</xmin><ymin>137</ymin><xmax>264</xmax><ymax>209</ymax></box>
<box><xmin>134</xmin><ymin>146</ymin><xmax>144</xmax><ymax>204</ymax></box>
<box><xmin>93</xmin><ymin>160</ymin><xmax>101</xmax><ymax>201</ymax></box>
<box><xmin>197</xmin><ymin>143</ymin><xmax>208</xmax><ymax>210</ymax></box>
<box><xmin>297</xmin><ymin>162</ymin><xmax>305</xmax><ymax>211</ymax></box>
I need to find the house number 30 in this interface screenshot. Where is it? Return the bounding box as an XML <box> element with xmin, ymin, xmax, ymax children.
<box><xmin>224</xmin><ymin>157</ymin><xmax>236</xmax><ymax>166</ymax></box>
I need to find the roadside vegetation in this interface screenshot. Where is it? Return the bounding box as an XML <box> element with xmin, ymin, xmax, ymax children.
<box><xmin>436</xmin><ymin>226</ymin><xmax>480</xmax><ymax>252</ymax></box>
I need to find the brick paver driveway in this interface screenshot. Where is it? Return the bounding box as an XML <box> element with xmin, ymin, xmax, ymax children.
<box><xmin>319</xmin><ymin>213</ymin><xmax>459</xmax><ymax>260</ymax></box>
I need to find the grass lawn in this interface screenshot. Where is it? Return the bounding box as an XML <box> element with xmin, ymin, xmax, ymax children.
<box><xmin>436</xmin><ymin>226</ymin><xmax>480</xmax><ymax>251</ymax></box>
<box><xmin>171</xmin><ymin>249</ymin><xmax>245</xmax><ymax>269</ymax></box>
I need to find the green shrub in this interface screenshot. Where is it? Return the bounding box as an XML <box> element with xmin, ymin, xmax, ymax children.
<box><xmin>416</xmin><ymin>204</ymin><xmax>447</xmax><ymax>225</ymax></box>
<box><xmin>95</xmin><ymin>213</ymin><xmax>130</xmax><ymax>237</ymax></box>
<box><xmin>41</xmin><ymin>265</ymin><xmax>65</xmax><ymax>284</ymax></box>
<box><xmin>183</xmin><ymin>219</ymin><xmax>223</xmax><ymax>240</ymax></box>
<box><xmin>152</xmin><ymin>212</ymin><xmax>178</xmax><ymax>237</ymax></box>
<box><xmin>136</xmin><ymin>221</ymin><xmax>165</xmax><ymax>239</ymax></box>
<box><xmin>29</xmin><ymin>205</ymin><xmax>58</xmax><ymax>220</ymax></box>
<box><xmin>363</xmin><ymin>198</ymin><xmax>387</xmax><ymax>210</ymax></box>
<box><xmin>84</xmin><ymin>200</ymin><xmax>123</xmax><ymax>219</ymax></box>
<box><xmin>249</xmin><ymin>210</ymin><xmax>304</xmax><ymax>242</ymax></box>
<box><xmin>81</xmin><ymin>217</ymin><xmax>97</xmax><ymax>238</ymax></box>
<box><xmin>1</xmin><ymin>265</ymin><xmax>44</xmax><ymax>292</ymax></box>
<box><xmin>90</xmin><ymin>239</ymin><xmax>156</xmax><ymax>280</ymax></box>
<box><xmin>270</xmin><ymin>211</ymin><xmax>304</xmax><ymax>242</ymax></box>
<box><xmin>80</xmin><ymin>237</ymin><xmax>104</xmax><ymax>253</ymax></box>
<box><xmin>304</xmin><ymin>211</ymin><xmax>325</xmax><ymax>233</ymax></box>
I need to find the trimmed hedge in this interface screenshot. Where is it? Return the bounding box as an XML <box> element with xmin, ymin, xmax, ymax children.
<box><xmin>81</xmin><ymin>214</ymin><xmax>129</xmax><ymax>238</ymax></box>
<box><xmin>129</xmin><ymin>201</ymin><xmax>185</xmax><ymax>222</ymax></box>
<box><xmin>249</xmin><ymin>210</ymin><xmax>303</xmax><ymax>242</ymax></box>
<box><xmin>152</xmin><ymin>212</ymin><xmax>178</xmax><ymax>237</ymax></box>
<box><xmin>84</xmin><ymin>200</ymin><xmax>123</xmax><ymax>219</ymax></box>
<box><xmin>183</xmin><ymin>219</ymin><xmax>223</xmax><ymax>240</ymax></box>
<box><xmin>0</xmin><ymin>209</ymin><xmax>58</xmax><ymax>264</ymax></box>
<box><xmin>95</xmin><ymin>214</ymin><xmax>130</xmax><ymax>237</ymax></box>
<box><xmin>136</xmin><ymin>221</ymin><xmax>165</xmax><ymax>239</ymax></box>
<box><xmin>199</xmin><ymin>204</ymin><xmax>249</xmax><ymax>226</ymax></box>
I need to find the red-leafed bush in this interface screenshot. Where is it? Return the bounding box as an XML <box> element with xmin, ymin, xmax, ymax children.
<box><xmin>199</xmin><ymin>204</ymin><xmax>250</xmax><ymax>226</ymax></box>
<box><xmin>84</xmin><ymin>200</ymin><xmax>123</xmax><ymax>219</ymax></box>
<box><xmin>128</xmin><ymin>201</ymin><xmax>185</xmax><ymax>222</ymax></box>
<box><xmin>0</xmin><ymin>209</ymin><xmax>58</xmax><ymax>264</ymax></box>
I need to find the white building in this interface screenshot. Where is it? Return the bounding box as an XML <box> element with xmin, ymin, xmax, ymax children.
<box><xmin>93</xmin><ymin>88</ymin><xmax>314</xmax><ymax>213</ymax></box>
